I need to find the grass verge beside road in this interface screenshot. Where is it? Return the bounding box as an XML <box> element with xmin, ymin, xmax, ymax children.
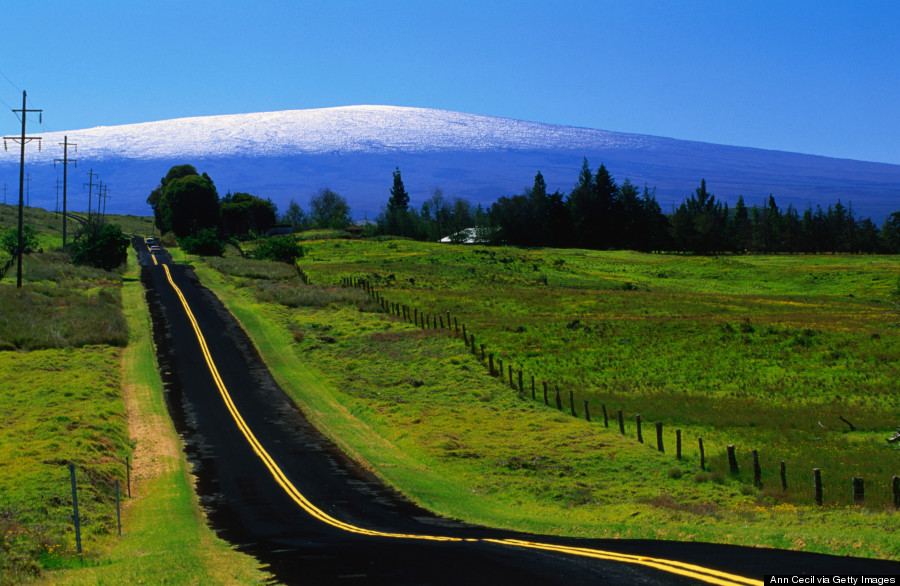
<box><xmin>0</xmin><ymin>242</ymin><xmax>269</xmax><ymax>584</ymax></box>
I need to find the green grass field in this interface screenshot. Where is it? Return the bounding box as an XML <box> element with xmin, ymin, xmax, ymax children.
<box><xmin>192</xmin><ymin>238</ymin><xmax>899</xmax><ymax>560</ymax></box>
<box><xmin>0</xmin><ymin>206</ymin><xmax>268</xmax><ymax>583</ymax></box>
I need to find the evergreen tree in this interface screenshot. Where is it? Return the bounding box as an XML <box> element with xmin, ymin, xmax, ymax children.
<box><xmin>880</xmin><ymin>212</ymin><xmax>900</xmax><ymax>253</ymax></box>
<box><xmin>388</xmin><ymin>166</ymin><xmax>410</xmax><ymax>212</ymax></box>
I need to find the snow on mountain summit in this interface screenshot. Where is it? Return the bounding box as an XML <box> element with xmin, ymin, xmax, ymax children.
<box><xmin>6</xmin><ymin>105</ymin><xmax>900</xmax><ymax>221</ymax></box>
<box><xmin>35</xmin><ymin>105</ymin><xmax>654</xmax><ymax>161</ymax></box>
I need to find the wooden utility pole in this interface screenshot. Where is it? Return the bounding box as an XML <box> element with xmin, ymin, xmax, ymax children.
<box><xmin>100</xmin><ymin>184</ymin><xmax>109</xmax><ymax>219</ymax></box>
<box><xmin>83</xmin><ymin>168</ymin><xmax>97</xmax><ymax>223</ymax></box>
<box><xmin>3</xmin><ymin>90</ymin><xmax>42</xmax><ymax>288</ymax></box>
<box><xmin>54</xmin><ymin>136</ymin><xmax>77</xmax><ymax>247</ymax></box>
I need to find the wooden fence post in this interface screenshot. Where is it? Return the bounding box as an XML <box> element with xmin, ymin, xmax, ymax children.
<box><xmin>602</xmin><ymin>404</ymin><xmax>608</xmax><ymax>428</ymax></box>
<box><xmin>655</xmin><ymin>422</ymin><xmax>664</xmax><ymax>453</ymax></box>
<box><xmin>584</xmin><ymin>400</ymin><xmax>590</xmax><ymax>422</ymax></box>
<box><xmin>752</xmin><ymin>450</ymin><xmax>761</xmax><ymax>488</ymax></box>
<box><xmin>727</xmin><ymin>445</ymin><xmax>739</xmax><ymax>475</ymax></box>
<box><xmin>892</xmin><ymin>476</ymin><xmax>900</xmax><ymax>508</ymax></box>
<box><xmin>518</xmin><ymin>370</ymin><xmax>523</xmax><ymax>394</ymax></box>
<box><xmin>543</xmin><ymin>381</ymin><xmax>548</xmax><ymax>405</ymax></box>
<box><xmin>699</xmin><ymin>437</ymin><xmax>705</xmax><ymax>471</ymax></box>
<box><xmin>635</xmin><ymin>414</ymin><xmax>643</xmax><ymax>443</ymax></box>
<box><xmin>480</xmin><ymin>344</ymin><xmax>486</xmax><ymax>361</ymax></box>
<box><xmin>69</xmin><ymin>463</ymin><xmax>82</xmax><ymax>556</ymax></box>
<box><xmin>488</xmin><ymin>354</ymin><xmax>494</xmax><ymax>376</ymax></box>
<box><xmin>781</xmin><ymin>461</ymin><xmax>787</xmax><ymax>491</ymax></box>
<box><xmin>555</xmin><ymin>386</ymin><xmax>562</xmax><ymax>410</ymax></box>
<box><xmin>852</xmin><ymin>478</ymin><xmax>865</xmax><ymax>505</ymax></box>
<box><xmin>569</xmin><ymin>390</ymin><xmax>575</xmax><ymax>416</ymax></box>
<box><xmin>508</xmin><ymin>365</ymin><xmax>514</xmax><ymax>388</ymax></box>
<box><xmin>617</xmin><ymin>409</ymin><xmax>624</xmax><ymax>435</ymax></box>
<box><xmin>675</xmin><ymin>430</ymin><xmax>681</xmax><ymax>460</ymax></box>
<box><xmin>531</xmin><ymin>375</ymin><xmax>535</xmax><ymax>400</ymax></box>
<box><xmin>115</xmin><ymin>479</ymin><xmax>122</xmax><ymax>536</ymax></box>
<box><xmin>814</xmin><ymin>468</ymin><xmax>823</xmax><ymax>506</ymax></box>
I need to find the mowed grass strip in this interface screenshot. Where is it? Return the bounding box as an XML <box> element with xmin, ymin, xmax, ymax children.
<box><xmin>195</xmin><ymin>256</ymin><xmax>899</xmax><ymax>561</ymax></box>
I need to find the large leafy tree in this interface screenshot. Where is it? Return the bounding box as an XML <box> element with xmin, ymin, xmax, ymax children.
<box><xmin>220</xmin><ymin>192</ymin><xmax>277</xmax><ymax>237</ymax></box>
<box><xmin>147</xmin><ymin>165</ymin><xmax>219</xmax><ymax>237</ymax></box>
<box><xmin>309</xmin><ymin>188</ymin><xmax>352</xmax><ymax>229</ymax></box>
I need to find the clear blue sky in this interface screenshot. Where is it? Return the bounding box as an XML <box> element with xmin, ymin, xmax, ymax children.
<box><xmin>1</xmin><ymin>0</ymin><xmax>898</xmax><ymax>164</ymax></box>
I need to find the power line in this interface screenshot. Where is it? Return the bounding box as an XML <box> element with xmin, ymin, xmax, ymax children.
<box><xmin>0</xmin><ymin>69</ymin><xmax>22</xmax><ymax>92</ymax></box>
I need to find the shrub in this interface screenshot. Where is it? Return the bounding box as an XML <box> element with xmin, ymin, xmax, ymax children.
<box><xmin>70</xmin><ymin>221</ymin><xmax>129</xmax><ymax>271</ymax></box>
<box><xmin>178</xmin><ymin>228</ymin><xmax>225</xmax><ymax>256</ymax></box>
<box><xmin>252</xmin><ymin>236</ymin><xmax>304</xmax><ymax>264</ymax></box>
<box><xmin>1</xmin><ymin>225</ymin><xmax>39</xmax><ymax>255</ymax></box>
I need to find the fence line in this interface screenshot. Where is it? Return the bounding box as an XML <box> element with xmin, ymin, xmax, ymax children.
<box><xmin>335</xmin><ymin>275</ymin><xmax>899</xmax><ymax>509</ymax></box>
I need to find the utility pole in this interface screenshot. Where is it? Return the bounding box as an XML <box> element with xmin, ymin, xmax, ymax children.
<box><xmin>83</xmin><ymin>168</ymin><xmax>97</xmax><ymax>223</ymax></box>
<box><xmin>54</xmin><ymin>136</ymin><xmax>77</xmax><ymax>247</ymax></box>
<box><xmin>96</xmin><ymin>180</ymin><xmax>103</xmax><ymax>221</ymax></box>
<box><xmin>100</xmin><ymin>184</ymin><xmax>110</xmax><ymax>219</ymax></box>
<box><xmin>26</xmin><ymin>173</ymin><xmax>31</xmax><ymax>207</ymax></box>
<box><xmin>3</xmin><ymin>90</ymin><xmax>42</xmax><ymax>288</ymax></box>
<box><xmin>55</xmin><ymin>177</ymin><xmax>60</xmax><ymax>213</ymax></box>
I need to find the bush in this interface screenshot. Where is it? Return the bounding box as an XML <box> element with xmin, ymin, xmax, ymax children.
<box><xmin>71</xmin><ymin>221</ymin><xmax>129</xmax><ymax>271</ymax></box>
<box><xmin>178</xmin><ymin>228</ymin><xmax>225</xmax><ymax>256</ymax></box>
<box><xmin>252</xmin><ymin>236</ymin><xmax>304</xmax><ymax>264</ymax></box>
<box><xmin>1</xmin><ymin>225</ymin><xmax>39</xmax><ymax>255</ymax></box>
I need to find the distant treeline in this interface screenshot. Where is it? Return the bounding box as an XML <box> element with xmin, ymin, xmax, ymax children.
<box><xmin>370</xmin><ymin>159</ymin><xmax>900</xmax><ymax>254</ymax></box>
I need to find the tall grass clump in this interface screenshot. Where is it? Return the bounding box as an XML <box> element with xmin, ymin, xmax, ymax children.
<box><xmin>206</xmin><ymin>256</ymin><xmax>298</xmax><ymax>280</ymax></box>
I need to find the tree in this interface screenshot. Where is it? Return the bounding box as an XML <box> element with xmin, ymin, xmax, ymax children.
<box><xmin>147</xmin><ymin>165</ymin><xmax>220</xmax><ymax>237</ymax></box>
<box><xmin>881</xmin><ymin>212</ymin><xmax>900</xmax><ymax>253</ymax></box>
<box><xmin>70</xmin><ymin>220</ymin><xmax>129</xmax><ymax>270</ymax></box>
<box><xmin>220</xmin><ymin>192</ymin><xmax>277</xmax><ymax>237</ymax></box>
<box><xmin>1</xmin><ymin>225</ymin><xmax>38</xmax><ymax>255</ymax></box>
<box><xmin>281</xmin><ymin>199</ymin><xmax>307</xmax><ymax>231</ymax></box>
<box><xmin>309</xmin><ymin>188</ymin><xmax>352</xmax><ymax>229</ymax></box>
<box><xmin>387</xmin><ymin>166</ymin><xmax>410</xmax><ymax>212</ymax></box>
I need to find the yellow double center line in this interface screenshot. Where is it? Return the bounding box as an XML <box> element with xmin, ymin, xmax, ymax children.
<box><xmin>160</xmin><ymin>261</ymin><xmax>762</xmax><ymax>586</ymax></box>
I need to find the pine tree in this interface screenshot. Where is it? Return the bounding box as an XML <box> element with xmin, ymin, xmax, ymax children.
<box><xmin>388</xmin><ymin>166</ymin><xmax>410</xmax><ymax>212</ymax></box>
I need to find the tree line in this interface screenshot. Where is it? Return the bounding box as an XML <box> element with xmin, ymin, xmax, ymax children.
<box><xmin>147</xmin><ymin>161</ymin><xmax>900</xmax><ymax>255</ymax></box>
<box><xmin>371</xmin><ymin>159</ymin><xmax>900</xmax><ymax>254</ymax></box>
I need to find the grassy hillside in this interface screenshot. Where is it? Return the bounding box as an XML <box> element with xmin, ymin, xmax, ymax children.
<box><xmin>194</xmin><ymin>238</ymin><xmax>899</xmax><ymax>560</ymax></box>
<box><xmin>0</xmin><ymin>206</ymin><xmax>267</xmax><ymax>583</ymax></box>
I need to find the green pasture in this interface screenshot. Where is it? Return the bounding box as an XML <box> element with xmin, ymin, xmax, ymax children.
<box><xmin>292</xmin><ymin>240</ymin><xmax>900</xmax><ymax>509</ymax></box>
<box><xmin>196</xmin><ymin>239</ymin><xmax>900</xmax><ymax>560</ymax></box>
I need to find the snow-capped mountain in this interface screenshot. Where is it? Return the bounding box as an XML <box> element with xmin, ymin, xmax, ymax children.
<box><xmin>2</xmin><ymin>105</ymin><xmax>898</xmax><ymax>222</ymax></box>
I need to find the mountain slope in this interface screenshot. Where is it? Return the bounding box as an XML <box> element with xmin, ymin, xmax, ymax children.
<box><xmin>2</xmin><ymin>105</ymin><xmax>898</xmax><ymax>222</ymax></box>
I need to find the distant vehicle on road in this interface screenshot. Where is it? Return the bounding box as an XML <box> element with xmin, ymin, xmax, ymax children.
<box><xmin>145</xmin><ymin>237</ymin><xmax>157</xmax><ymax>246</ymax></box>
<box><xmin>149</xmin><ymin>244</ymin><xmax>162</xmax><ymax>252</ymax></box>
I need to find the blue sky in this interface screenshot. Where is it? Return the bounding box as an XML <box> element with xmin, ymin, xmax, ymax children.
<box><xmin>1</xmin><ymin>0</ymin><xmax>898</xmax><ymax>164</ymax></box>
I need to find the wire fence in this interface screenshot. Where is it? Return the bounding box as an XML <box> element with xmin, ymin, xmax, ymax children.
<box><xmin>338</xmin><ymin>274</ymin><xmax>900</xmax><ymax>510</ymax></box>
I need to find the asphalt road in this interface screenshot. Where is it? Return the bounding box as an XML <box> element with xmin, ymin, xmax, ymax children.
<box><xmin>135</xmin><ymin>239</ymin><xmax>899</xmax><ymax>585</ymax></box>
